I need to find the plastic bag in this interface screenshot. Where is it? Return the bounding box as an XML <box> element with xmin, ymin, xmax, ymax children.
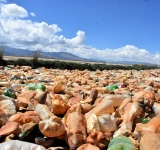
<box><xmin>107</xmin><ymin>84</ymin><xmax>119</xmax><ymax>91</ymax></box>
<box><xmin>107</xmin><ymin>136</ymin><xmax>136</xmax><ymax>150</ymax></box>
<box><xmin>97</xmin><ymin>114</ymin><xmax>117</xmax><ymax>132</ymax></box>
<box><xmin>139</xmin><ymin>118</ymin><xmax>149</xmax><ymax>124</ymax></box>
<box><xmin>0</xmin><ymin>140</ymin><xmax>46</xmax><ymax>150</ymax></box>
<box><xmin>2</xmin><ymin>87</ymin><xmax>16</xmax><ymax>99</ymax></box>
<box><xmin>25</xmin><ymin>83</ymin><xmax>46</xmax><ymax>91</ymax></box>
<box><xmin>4</xmin><ymin>66</ymin><xmax>12</xmax><ymax>70</ymax></box>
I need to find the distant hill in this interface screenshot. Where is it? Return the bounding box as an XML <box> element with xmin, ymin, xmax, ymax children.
<box><xmin>107</xmin><ymin>60</ymin><xmax>157</xmax><ymax>66</ymax></box>
<box><xmin>4</xmin><ymin>47</ymin><xmax>93</xmax><ymax>62</ymax></box>
<box><xmin>3</xmin><ymin>47</ymin><xmax>158</xmax><ymax>66</ymax></box>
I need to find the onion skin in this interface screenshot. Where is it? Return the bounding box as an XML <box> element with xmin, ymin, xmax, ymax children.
<box><xmin>35</xmin><ymin>104</ymin><xmax>65</xmax><ymax>137</ymax></box>
<box><xmin>133</xmin><ymin>114</ymin><xmax>160</xmax><ymax>139</ymax></box>
<box><xmin>85</xmin><ymin>99</ymin><xmax>114</xmax><ymax>120</ymax></box>
<box><xmin>0</xmin><ymin>122</ymin><xmax>21</xmax><ymax>136</ymax></box>
<box><xmin>8</xmin><ymin>111</ymin><xmax>40</xmax><ymax>125</ymax></box>
<box><xmin>140</xmin><ymin>132</ymin><xmax>160</xmax><ymax>150</ymax></box>
<box><xmin>63</xmin><ymin>104</ymin><xmax>87</xmax><ymax>149</ymax></box>
<box><xmin>77</xmin><ymin>143</ymin><xmax>100</xmax><ymax>150</ymax></box>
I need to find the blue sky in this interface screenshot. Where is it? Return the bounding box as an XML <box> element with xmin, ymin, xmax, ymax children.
<box><xmin>0</xmin><ymin>0</ymin><xmax>160</xmax><ymax>64</ymax></box>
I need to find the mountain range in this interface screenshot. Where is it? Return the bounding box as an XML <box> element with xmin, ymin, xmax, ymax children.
<box><xmin>4</xmin><ymin>46</ymin><xmax>93</xmax><ymax>62</ymax></box>
<box><xmin>4</xmin><ymin>46</ymin><xmax>157</xmax><ymax>66</ymax></box>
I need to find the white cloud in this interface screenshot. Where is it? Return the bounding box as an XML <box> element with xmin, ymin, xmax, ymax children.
<box><xmin>0</xmin><ymin>3</ymin><xmax>160</xmax><ymax>65</ymax></box>
<box><xmin>1</xmin><ymin>3</ymin><xmax>28</xmax><ymax>18</ymax></box>
<box><xmin>68</xmin><ymin>30</ymin><xmax>86</xmax><ymax>45</ymax></box>
<box><xmin>30</xmin><ymin>12</ymin><xmax>35</xmax><ymax>16</ymax></box>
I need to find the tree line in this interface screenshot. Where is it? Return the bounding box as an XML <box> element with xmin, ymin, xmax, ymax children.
<box><xmin>0</xmin><ymin>58</ymin><xmax>158</xmax><ymax>71</ymax></box>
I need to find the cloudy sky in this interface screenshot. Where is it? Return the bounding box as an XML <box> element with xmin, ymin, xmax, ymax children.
<box><xmin>0</xmin><ymin>0</ymin><xmax>160</xmax><ymax>64</ymax></box>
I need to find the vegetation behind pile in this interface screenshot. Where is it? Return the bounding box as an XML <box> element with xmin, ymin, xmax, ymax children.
<box><xmin>0</xmin><ymin>58</ymin><xmax>158</xmax><ymax>71</ymax></box>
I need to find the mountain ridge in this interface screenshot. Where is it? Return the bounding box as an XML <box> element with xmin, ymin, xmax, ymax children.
<box><xmin>3</xmin><ymin>46</ymin><xmax>157</xmax><ymax>66</ymax></box>
<box><xmin>4</xmin><ymin>47</ymin><xmax>94</xmax><ymax>62</ymax></box>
